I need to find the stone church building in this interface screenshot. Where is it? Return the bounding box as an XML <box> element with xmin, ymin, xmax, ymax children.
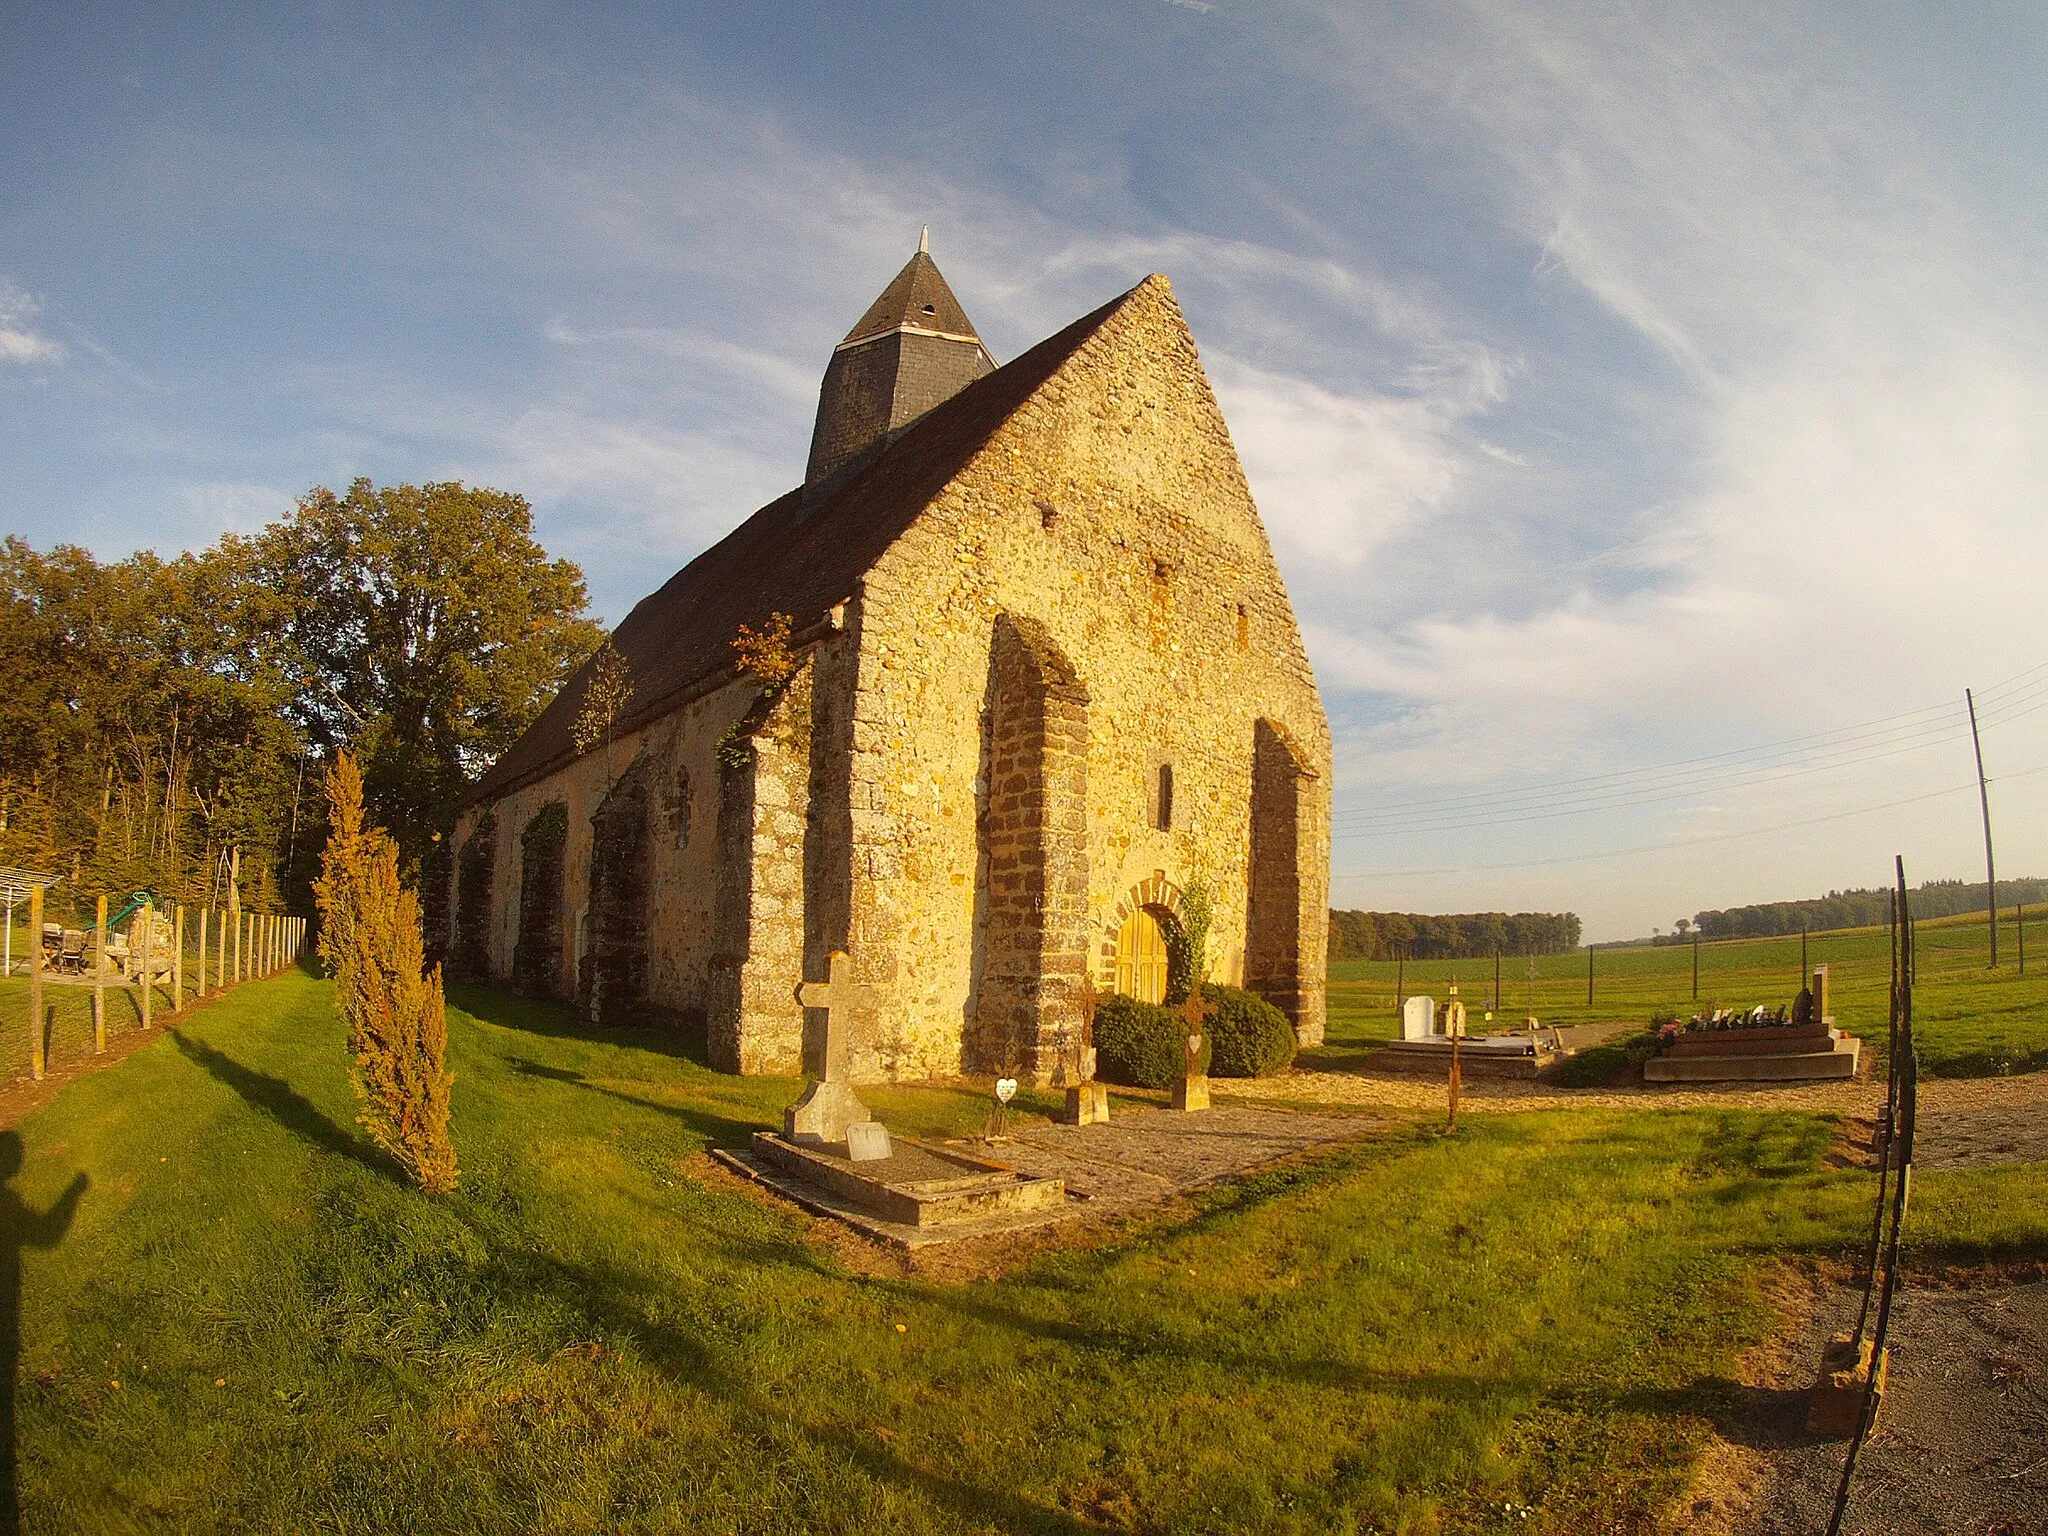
<box><xmin>450</xmin><ymin>241</ymin><xmax>1331</xmax><ymax>1081</ymax></box>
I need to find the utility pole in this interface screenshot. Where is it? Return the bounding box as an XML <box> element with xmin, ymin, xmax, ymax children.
<box><xmin>1967</xmin><ymin>688</ymin><xmax>1997</xmax><ymax>967</ymax></box>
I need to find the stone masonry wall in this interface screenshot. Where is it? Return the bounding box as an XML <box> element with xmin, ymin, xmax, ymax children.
<box><xmin>449</xmin><ymin>676</ymin><xmax>762</xmax><ymax>1018</ymax></box>
<box><xmin>843</xmin><ymin>274</ymin><xmax>1331</xmax><ymax>1077</ymax></box>
<box><xmin>706</xmin><ymin>658</ymin><xmax>828</xmax><ymax>1074</ymax></box>
<box><xmin>968</xmin><ymin>614</ymin><xmax>1092</xmax><ymax>1078</ymax></box>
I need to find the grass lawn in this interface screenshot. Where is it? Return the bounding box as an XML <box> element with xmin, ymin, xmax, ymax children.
<box><xmin>1317</xmin><ymin>908</ymin><xmax>2048</xmax><ymax>1077</ymax></box>
<box><xmin>8</xmin><ymin>970</ymin><xmax>2042</xmax><ymax>1533</ymax></box>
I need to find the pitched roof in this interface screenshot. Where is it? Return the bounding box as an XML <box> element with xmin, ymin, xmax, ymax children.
<box><xmin>839</xmin><ymin>251</ymin><xmax>985</xmax><ymax>349</ymax></box>
<box><xmin>465</xmin><ymin>279</ymin><xmax>1142</xmax><ymax>808</ymax></box>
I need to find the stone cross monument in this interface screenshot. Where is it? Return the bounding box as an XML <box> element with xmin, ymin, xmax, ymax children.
<box><xmin>784</xmin><ymin>949</ymin><xmax>877</xmax><ymax>1145</ymax></box>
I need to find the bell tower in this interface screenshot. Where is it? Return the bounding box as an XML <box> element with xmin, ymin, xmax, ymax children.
<box><xmin>805</xmin><ymin>230</ymin><xmax>996</xmax><ymax>486</ymax></box>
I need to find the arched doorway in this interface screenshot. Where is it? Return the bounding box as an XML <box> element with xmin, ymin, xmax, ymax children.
<box><xmin>1113</xmin><ymin>906</ymin><xmax>1171</xmax><ymax>1004</ymax></box>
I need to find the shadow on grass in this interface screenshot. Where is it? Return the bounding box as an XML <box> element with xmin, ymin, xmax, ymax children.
<box><xmin>517</xmin><ymin>1242</ymin><xmax>1105</xmax><ymax>1536</ymax></box>
<box><xmin>170</xmin><ymin>1033</ymin><xmax>394</xmax><ymax>1180</ymax></box>
<box><xmin>0</xmin><ymin>1132</ymin><xmax>85</xmax><ymax>1534</ymax></box>
<box><xmin>446</xmin><ymin>982</ymin><xmax>711</xmax><ymax>1067</ymax></box>
<box><xmin>506</xmin><ymin>1058</ymin><xmax>765</xmax><ymax>1148</ymax></box>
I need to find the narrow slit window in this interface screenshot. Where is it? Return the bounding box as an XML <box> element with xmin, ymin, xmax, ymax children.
<box><xmin>1156</xmin><ymin>764</ymin><xmax>1174</xmax><ymax>831</ymax></box>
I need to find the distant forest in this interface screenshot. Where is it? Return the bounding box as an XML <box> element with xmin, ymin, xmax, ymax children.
<box><xmin>1672</xmin><ymin>877</ymin><xmax>2048</xmax><ymax>942</ymax></box>
<box><xmin>1328</xmin><ymin>910</ymin><xmax>1583</xmax><ymax>962</ymax></box>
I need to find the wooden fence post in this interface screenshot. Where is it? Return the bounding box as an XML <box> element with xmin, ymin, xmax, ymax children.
<box><xmin>1586</xmin><ymin>946</ymin><xmax>1594</xmax><ymax>1007</ymax></box>
<box><xmin>233</xmin><ymin>910</ymin><xmax>242</xmax><ymax>984</ymax></box>
<box><xmin>28</xmin><ymin>884</ymin><xmax>45</xmax><ymax>1082</ymax></box>
<box><xmin>173</xmin><ymin>905</ymin><xmax>184</xmax><ymax>1011</ymax></box>
<box><xmin>215</xmin><ymin>906</ymin><xmax>226</xmax><ymax>992</ymax></box>
<box><xmin>140</xmin><ymin>900</ymin><xmax>154</xmax><ymax>1029</ymax></box>
<box><xmin>94</xmin><ymin>894</ymin><xmax>108</xmax><ymax>1053</ymax></box>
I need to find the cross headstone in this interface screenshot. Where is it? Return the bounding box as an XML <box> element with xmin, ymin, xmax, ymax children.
<box><xmin>1402</xmin><ymin>994</ymin><xmax>1437</xmax><ymax>1041</ymax></box>
<box><xmin>783</xmin><ymin>949</ymin><xmax>878</xmax><ymax>1145</ymax></box>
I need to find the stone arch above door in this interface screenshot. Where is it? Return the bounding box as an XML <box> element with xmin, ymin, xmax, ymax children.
<box><xmin>1101</xmin><ymin>873</ymin><xmax>1189</xmax><ymax>1003</ymax></box>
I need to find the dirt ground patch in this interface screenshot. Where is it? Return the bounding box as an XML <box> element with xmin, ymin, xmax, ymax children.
<box><xmin>1728</xmin><ymin>1268</ymin><xmax>2048</xmax><ymax>1535</ymax></box>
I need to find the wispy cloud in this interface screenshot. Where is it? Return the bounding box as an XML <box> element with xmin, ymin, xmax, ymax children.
<box><xmin>0</xmin><ymin>278</ymin><xmax>64</xmax><ymax>365</ymax></box>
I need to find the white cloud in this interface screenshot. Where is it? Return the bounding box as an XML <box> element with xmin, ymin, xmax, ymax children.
<box><xmin>0</xmin><ymin>278</ymin><xmax>64</xmax><ymax>365</ymax></box>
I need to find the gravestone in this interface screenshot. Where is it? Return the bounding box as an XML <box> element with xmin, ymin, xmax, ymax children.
<box><xmin>845</xmin><ymin>1121</ymin><xmax>892</xmax><ymax>1162</ymax></box>
<box><xmin>1436</xmin><ymin>986</ymin><xmax>1467</xmax><ymax>1038</ymax></box>
<box><xmin>1172</xmin><ymin>1029</ymin><xmax>1210</xmax><ymax>1112</ymax></box>
<box><xmin>784</xmin><ymin>949</ymin><xmax>877</xmax><ymax>1145</ymax></box>
<box><xmin>1055</xmin><ymin>988</ymin><xmax>1110</xmax><ymax>1125</ymax></box>
<box><xmin>1402</xmin><ymin>995</ymin><xmax>1438</xmax><ymax>1041</ymax></box>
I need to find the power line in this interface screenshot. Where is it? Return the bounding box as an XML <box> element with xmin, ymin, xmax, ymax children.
<box><xmin>1329</xmin><ymin>760</ymin><xmax>2048</xmax><ymax>881</ymax></box>
<box><xmin>1333</xmin><ymin>693</ymin><xmax>2048</xmax><ymax>839</ymax></box>
<box><xmin>1332</xmin><ymin>660</ymin><xmax>2048</xmax><ymax>832</ymax></box>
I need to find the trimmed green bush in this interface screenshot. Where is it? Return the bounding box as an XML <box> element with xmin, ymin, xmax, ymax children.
<box><xmin>1203</xmin><ymin>983</ymin><xmax>1297</xmax><ymax>1077</ymax></box>
<box><xmin>1095</xmin><ymin>993</ymin><xmax>1207</xmax><ymax>1089</ymax></box>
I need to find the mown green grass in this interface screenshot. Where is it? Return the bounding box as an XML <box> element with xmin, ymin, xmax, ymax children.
<box><xmin>10</xmin><ymin>971</ymin><xmax>2043</xmax><ymax>1533</ymax></box>
<box><xmin>1319</xmin><ymin>909</ymin><xmax>2048</xmax><ymax>1077</ymax></box>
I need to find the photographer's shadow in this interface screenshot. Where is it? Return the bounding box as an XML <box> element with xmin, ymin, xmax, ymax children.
<box><xmin>0</xmin><ymin>1133</ymin><xmax>86</xmax><ymax>1533</ymax></box>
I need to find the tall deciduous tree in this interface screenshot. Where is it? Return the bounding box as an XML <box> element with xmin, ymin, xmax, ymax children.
<box><xmin>257</xmin><ymin>479</ymin><xmax>601</xmax><ymax>872</ymax></box>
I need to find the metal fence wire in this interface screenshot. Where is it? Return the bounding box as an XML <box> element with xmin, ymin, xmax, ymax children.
<box><xmin>1824</xmin><ymin>856</ymin><xmax>1920</xmax><ymax>1536</ymax></box>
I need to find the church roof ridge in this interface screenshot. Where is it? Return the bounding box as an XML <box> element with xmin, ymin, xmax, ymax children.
<box><xmin>464</xmin><ymin>276</ymin><xmax>1154</xmax><ymax>809</ymax></box>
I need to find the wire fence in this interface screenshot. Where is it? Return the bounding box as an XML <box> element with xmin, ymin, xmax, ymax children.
<box><xmin>2</xmin><ymin>896</ymin><xmax>308</xmax><ymax>1085</ymax></box>
<box><xmin>1825</xmin><ymin>857</ymin><xmax>1920</xmax><ymax>1536</ymax></box>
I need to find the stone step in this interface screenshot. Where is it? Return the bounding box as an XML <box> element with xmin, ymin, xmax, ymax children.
<box><xmin>1644</xmin><ymin>1036</ymin><xmax>1860</xmax><ymax>1082</ymax></box>
<box><xmin>1663</xmin><ymin>1024</ymin><xmax>1841</xmax><ymax>1058</ymax></box>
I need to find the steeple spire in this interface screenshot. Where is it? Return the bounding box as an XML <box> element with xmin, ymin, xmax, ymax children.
<box><xmin>806</xmin><ymin>237</ymin><xmax>996</xmax><ymax>486</ymax></box>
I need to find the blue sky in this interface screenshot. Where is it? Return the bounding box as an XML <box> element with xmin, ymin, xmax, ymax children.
<box><xmin>6</xmin><ymin>1</ymin><xmax>2046</xmax><ymax>940</ymax></box>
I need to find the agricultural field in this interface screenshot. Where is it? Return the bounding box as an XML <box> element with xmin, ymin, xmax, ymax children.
<box><xmin>6</xmin><ymin>968</ymin><xmax>2044</xmax><ymax>1533</ymax></box>
<box><xmin>1320</xmin><ymin>908</ymin><xmax>2048</xmax><ymax>1078</ymax></box>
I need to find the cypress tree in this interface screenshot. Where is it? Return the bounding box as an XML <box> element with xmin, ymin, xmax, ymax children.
<box><xmin>314</xmin><ymin>754</ymin><xmax>458</xmax><ymax>1193</ymax></box>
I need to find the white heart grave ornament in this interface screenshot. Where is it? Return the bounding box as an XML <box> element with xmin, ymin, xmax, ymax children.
<box><xmin>995</xmin><ymin>1077</ymin><xmax>1018</xmax><ymax>1104</ymax></box>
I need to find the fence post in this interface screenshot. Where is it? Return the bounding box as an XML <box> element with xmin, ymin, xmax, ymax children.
<box><xmin>94</xmin><ymin>894</ymin><xmax>108</xmax><ymax>1053</ymax></box>
<box><xmin>1692</xmin><ymin>928</ymin><xmax>1700</xmax><ymax>1000</ymax></box>
<box><xmin>28</xmin><ymin>884</ymin><xmax>45</xmax><ymax>1082</ymax></box>
<box><xmin>215</xmin><ymin>906</ymin><xmax>225</xmax><ymax>991</ymax></box>
<box><xmin>1587</xmin><ymin>946</ymin><xmax>1594</xmax><ymax>1007</ymax></box>
<box><xmin>173</xmin><ymin>905</ymin><xmax>184</xmax><ymax>1011</ymax></box>
<box><xmin>140</xmin><ymin>900</ymin><xmax>154</xmax><ymax>1029</ymax></box>
<box><xmin>233</xmin><ymin>909</ymin><xmax>243</xmax><ymax>984</ymax></box>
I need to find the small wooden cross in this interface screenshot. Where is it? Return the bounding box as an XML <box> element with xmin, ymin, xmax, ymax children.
<box><xmin>796</xmin><ymin>950</ymin><xmax>876</xmax><ymax>1082</ymax></box>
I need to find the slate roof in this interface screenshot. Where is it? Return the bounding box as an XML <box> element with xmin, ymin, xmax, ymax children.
<box><xmin>465</xmin><ymin>280</ymin><xmax>1140</xmax><ymax>808</ymax></box>
<box><xmin>840</xmin><ymin>250</ymin><xmax>985</xmax><ymax>349</ymax></box>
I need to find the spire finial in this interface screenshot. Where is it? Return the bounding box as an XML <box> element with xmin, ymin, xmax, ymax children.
<box><xmin>918</xmin><ymin>225</ymin><xmax>929</xmax><ymax>255</ymax></box>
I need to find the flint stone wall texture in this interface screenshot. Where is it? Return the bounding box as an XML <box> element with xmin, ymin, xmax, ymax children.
<box><xmin>452</xmin><ymin>273</ymin><xmax>1329</xmax><ymax>1079</ymax></box>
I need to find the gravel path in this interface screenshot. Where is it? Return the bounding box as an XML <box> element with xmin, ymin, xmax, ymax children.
<box><xmin>1213</xmin><ymin>1066</ymin><xmax>2048</xmax><ymax>1124</ymax></box>
<box><xmin>1736</xmin><ymin>1275</ymin><xmax>2048</xmax><ymax>1536</ymax></box>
